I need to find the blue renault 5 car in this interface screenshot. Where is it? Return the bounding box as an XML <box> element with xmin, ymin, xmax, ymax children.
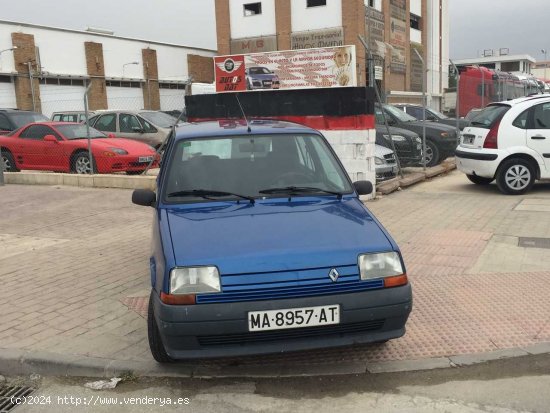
<box><xmin>132</xmin><ymin>119</ymin><xmax>412</xmax><ymax>362</ymax></box>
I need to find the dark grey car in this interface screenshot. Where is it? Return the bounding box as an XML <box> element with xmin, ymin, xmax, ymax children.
<box><xmin>394</xmin><ymin>103</ymin><xmax>470</xmax><ymax>131</ymax></box>
<box><xmin>375</xmin><ymin>104</ymin><xmax>458</xmax><ymax>167</ymax></box>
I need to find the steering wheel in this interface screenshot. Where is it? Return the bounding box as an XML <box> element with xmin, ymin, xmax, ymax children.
<box><xmin>271</xmin><ymin>171</ymin><xmax>312</xmax><ymax>186</ymax></box>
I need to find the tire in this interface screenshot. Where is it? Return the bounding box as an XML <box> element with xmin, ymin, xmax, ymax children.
<box><xmin>148</xmin><ymin>291</ymin><xmax>174</xmax><ymax>363</ymax></box>
<box><xmin>1</xmin><ymin>150</ymin><xmax>19</xmax><ymax>172</ymax></box>
<box><xmin>425</xmin><ymin>140</ymin><xmax>440</xmax><ymax>167</ymax></box>
<box><xmin>496</xmin><ymin>158</ymin><xmax>536</xmax><ymax>195</ymax></box>
<box><xmin>466</xmin><ymin>174</ymin><xmax>493</xmax><ymax>185</ymax></box>
<box><xmin>71</xmin><ymin>152</ymin><xmax>96</xmax><ymax>174</ymax></box>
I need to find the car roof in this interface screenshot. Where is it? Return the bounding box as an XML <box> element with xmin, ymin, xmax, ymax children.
<box><xmin>174</xmin><ymin>120</ymin><xmax>320</xmax><ymax>140</ymax></box>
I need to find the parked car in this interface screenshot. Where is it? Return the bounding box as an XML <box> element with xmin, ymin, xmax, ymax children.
<box><xmin>464</xmin><ymin>107</ymin><xmax>483</xmax><ymax>121</ymax></box>
<box><xmin>0</xmin><ymin>122</ymin><xmax>158</xmax><ymax>174</ymax></box>
<box><xmin>0</xmin><ymin>109</ymin><xmax>49</xmax><ymax>134</ymax></box>
<box><xmin>394</xmin><ymin>103</ymin><xmax>470</xmax><ymax>130</ymax></box>
<box><xmin>87</xmin><ymin>110</ymin><xmax>180</xmax><ymax>149</ymax></box>
<box><xmin>132</xmin><ymin>120</ymin><xmax>412</xmax><ymax>362</ymax></box>
<box><xmin>375</xmin><ymin>125</ymin><xmax>423</xmax><ymax>166</ymax></box>
<box><xmin>51</xmin><ymin>111</ymin><xmax>96</xmax><ymax>123</ymax></box>
<box><xmin>375</xmin><ymin>144</ymin><xmax>398</xmax><ymax>181</ymax></box>
<box><xmin>375</xmin><ymin>103</ymin><xmax>458</xmax><ymax>167</ymax></box>
<box><xmin>456</xmin><ymin>94</ymin><xmax>550</xmax><ymax>195</ymax></box>
<box><xmin>245</xmin><ymin>66</ymin><xmax>281</xmax><ymax>90</ymax></box>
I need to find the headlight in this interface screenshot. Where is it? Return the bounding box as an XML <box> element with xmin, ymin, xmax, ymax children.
<box><xmin>169</xmin><ymin>266</ymin><xmax>221</xmax><ymax>294</ymax></box>
<box><xmin>414</xmin><ymin>137</ymin><xmax>421</xmax><ymax>143</ymax></box>
<box><xmin>383</xmin><ymin>134</ymin><xmax>406</xmax><ymax>142</ymax></box>
<box><xmin>108</xmin><ymin>148</ymin><xmax>128</xmax><ymax>155</ymax></box>
<box><xmin>358</xmin><ymin>252</ymin><xmax>403</xmax><ymax>280</ymax></box>
<box><xmin>375</xmin><ymin>156</ymin><xmax>385</xmax><ymax>165</ymax></box>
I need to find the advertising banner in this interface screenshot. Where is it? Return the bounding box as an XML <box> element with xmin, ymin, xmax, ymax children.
<box><xmin>291</xmin><ymin>28</ymin><xmax>344</xmax><ymax>50</ymax></box>
<box><xmin>214</xmin><ymin>45</ymin><xmax>357</xmax><ymax>93</ymax></box>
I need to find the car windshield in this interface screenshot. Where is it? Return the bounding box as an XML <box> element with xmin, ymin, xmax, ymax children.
<box><xmin>139</xmin><ymin>111</ymin><xmax>179</xmax><ymax>128</ymax></box>
<box><xmin>428</xmin><ymin>108</ymin><xmax>448</xmax><ymax>119</ymax></box>
<box><xmin>55</xmin><ymin>124</ymin><xmax>107</xmax><ymax>139</ymax></box>
<box><xmin>383</xmin><ymin>104</ymin><xmax>417</xmax><ymax>122</ymax></box>
<box><xmin>469</xmin><ymin>104</ymin><xmax>510</xmax><ymax>129</ymax></box>
<box><xmin>10</xmin><ymin>113</ymin><xmax>49</xmax><ymax>128</ymax></box>
<box><xmin>250</xmin><ymin>67</ymin><xmax>271</xmax><ymax>75</ymax></box>
<box><xmin>163</xmin><ymin>133</ymin><xmax>353</xmax><ymax>203</ymax></box>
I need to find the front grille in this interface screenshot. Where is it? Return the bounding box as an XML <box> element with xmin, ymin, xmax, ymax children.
<box><xmin>383</xmin><ymin>153</ymin><xmax>397</xmax><ymax>164</ymax></box>
<box><xmin>197</xmin><ymin>319</ymin><xmax>385</xmax><ymax>346</ymax></box>
<box><xmin>196</xmin><ymin>268</ymin><xmax>384</xmax><ymax>304</ymax></box>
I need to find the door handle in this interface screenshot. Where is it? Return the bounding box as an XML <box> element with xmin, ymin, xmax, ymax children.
<box><xmin>531</xmin><ymin>135</ymin><xmax>546</xmax><ymax>140</ymax></box>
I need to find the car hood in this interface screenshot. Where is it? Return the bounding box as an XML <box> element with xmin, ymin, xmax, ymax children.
<box><xmin>164</xmin><ymin>198</ymin><xmax>394</xmax><ymax>274</ymax></box>
<box><xmin>91</xmin><ymin>138</ymin><xmax>155</xmax><ymax>153</ymax></box>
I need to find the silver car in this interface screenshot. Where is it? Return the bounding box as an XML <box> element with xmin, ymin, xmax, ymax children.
<box><xmin>87</xmin><ymin>110</ymin><xmax>181</xmax><ymax>149</ymax></box>
<box><xmin>375</xmin><ymin>144</ymin><xmax>398</xmax><ymax>182</ymax></box>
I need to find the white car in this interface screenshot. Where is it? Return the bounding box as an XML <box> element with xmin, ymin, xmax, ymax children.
<box><xmin>455</xmin><ymin>94</ymin><xmax>550</xmax><ymax>195</ymax></box>
<box><xmin>375</xmin><ymin>144</ymin><xmax>398</xmax><ymax>182</ymax></box>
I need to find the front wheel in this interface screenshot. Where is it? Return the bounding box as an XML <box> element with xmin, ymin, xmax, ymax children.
<box><xmin>71</xmin><ymin>152</ymin><xmax>96</xmax><ymax>174</ymax></box>
<box><xmin>148</xmin><ymin>291</ymin><xmax>174</xmax><ymax>363</ymax></box>
<box><xmin>496</xmin><ymin>158</ymin><xmax>535</xmax><ymax>195</ymax></box>
<box><xmin>425</xmin><ymin>140</ymin><xmax>440</xmax><ymax>167</ymax></box>
<box><xmin>466</xmin><ymin>174</ymin><xmax>493</xmax><ymax>185</ymax></box>
<box><xmin>1</xmin><ymin>151</ymin><xmax>19</xmax><ymax>172</ymax></box>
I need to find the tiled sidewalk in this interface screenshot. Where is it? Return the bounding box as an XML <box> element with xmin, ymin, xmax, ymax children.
<box><xmin>0</xmin><ymin>171</ymin><xmax>549</xmax><ymax>367</ymax></box>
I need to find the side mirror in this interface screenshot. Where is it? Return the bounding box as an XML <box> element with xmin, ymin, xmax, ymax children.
<box><xmin>132</xmin><ymin>189</ymin><xmax>156</xmax><ymax>207</ymax></box>
<box><xmin>108</xmin><ymin>133</ymin><xmax>116</xmax><ymax>139</ymax></box>
<box><xmin>353</xmin><ymin>180</ymin><xmax>373</xmax><ymax>195</ymax></box>
<box><xmin>44</xmin><ymin>135</ymin><xmax>58</xmax><ymax>143</ymax></box>
<box><xmin>132</xmin><ymin>127</ymin><xmax>145</xmax><ymax>133</ymax></box>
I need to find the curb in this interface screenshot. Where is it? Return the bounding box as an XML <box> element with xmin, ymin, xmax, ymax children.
<box><xmin>2</xmin><ymin>343</ymin><xmax>549</xmax><ymax>379</ymax></box>
<box><xmin>3</xmin><ymin>171</ymin><xmax>157</xmax><ymax>190</ymax></box>
<box><xmin>376</xmin><ymin>159</ymin><xmax>456</xmax><ymax>196</ymax></box>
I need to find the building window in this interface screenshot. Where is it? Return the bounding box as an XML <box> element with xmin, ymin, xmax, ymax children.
<box><xmin>367</xmin><ymin>0</ymin><xmax>375</xmax><ymax>7</ymax></box>
<box><xmin>159</xmin><ymin>82</ymin><xmax>186</xmax><ymax>90</ymax></box>
<box><xmin>410</xmin><ymin>14</ymin><xmax>421</xmax><ymax>30</ymax></box>
<box><xmin>243</xmin><ymin>2</ymin><xmax>262</xmax><ymax>16</ymax></box>
<box><xmin>307</xmin><ymin>0</ymin><xmax>326</xmax><ymax>7</ymax></box>
<box><xmin>0</xmin><ymin>75</ymin><xmax>12</xmax><ymax>83</ymax></box>
<box><xmin>106</xmin><ymin>80</ymin><xmax>142</xmax><ymax>88</ymax></box>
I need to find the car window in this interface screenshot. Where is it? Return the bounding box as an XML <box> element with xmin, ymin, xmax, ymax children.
<box><xmin>164</xmin><ymin>133</ymin><xmax>352</xmax><ymax>202</ymax></box>
<box><xmin>9</xmin><ymin>112</ymin><xmax>49</xmax><ymax>128</ymax></box>
<box><xmin>512</xmin><ymin>109</ymin><xmax>529</xmax><ymax>129</ymax></box>
<box><xmin>0</xmin><ymin>114</ymin><xmax>11</xmax><ymax>130</ymax></box>
<box><xmin>94</xmin><ymin>114</ymin><xmax>117</xmax><ymax>132</ymax></box>
<box><xmin>531</xmin><ymin>102</ymin><xmax>550</xmax><ymax>129</ymax></box>
<box><xmin>51</xmin><ymin>114</ymin><xmax>62</xmax><ymax>122</ymax></box>
<box><xmin>139</xmin><ymin>118</ymin><xmax>158</xmax><ymax>133</ymax></box>
<box><xmin>383</xmin><ymin>105</ymin><xmax>417</xmax><ymax>122</ymax></box>
<box><xmin>407</xmin><ymin>107</ymin><xmax>423</xmax><ymax>119</ymax></box>
<box><xmin>120</xmin><ymin>114</ymin><xmax>142</xmax><ymax>133</ymax></box>
<box><xmin>19</xmin><ymin>125</ymin><xmax>59</xmax><ymax>140</ymax></box>
<box><xmin>469</xmin><ymin>104</ymin><xmax>510</xmax><ymax>129</ymax></box>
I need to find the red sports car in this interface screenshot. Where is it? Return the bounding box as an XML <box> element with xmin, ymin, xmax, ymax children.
<box><xmin>0</xmin><ymin>122</ymin><xmax>159</xmax><ymax>174</ymax></box>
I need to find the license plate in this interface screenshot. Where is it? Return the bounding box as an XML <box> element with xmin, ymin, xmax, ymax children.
<box><xmin>462</xmin><ymin>135</ymin><xmax>475</xmax><ymax>145</ymax></box>
<box><xmin>264</xmin><ymin>81</ymin><xmax>272</xmax><ymax>86</ymax></box>
<box><xmin>248</xmin><ymin>304</ymin><xmax>340</xmax><ymax>331</ymax></box>
<box><xmin>138</xmin><ymin>156</ymin><xmax>154</xmax><ymax>163</ymax></box>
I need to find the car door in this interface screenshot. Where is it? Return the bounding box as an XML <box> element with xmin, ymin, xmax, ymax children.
<box><xmin>525</xmin><ymin>102</ymin><xmax>550</xmax><ymax>177</ymax></box>
<box><xmin>17</xmin><ymin>125</ymin><xmax>63</xmax><ymax>169</ymax></box>
<box><xmin>92</xmin><ymin>113</ymin><xmax>118</xmax><ymax>137</ymax></box>
<box><xmin>119</xmin><ymin>113</ymin><xmax>161</xmax><ymax>147</ymax></box>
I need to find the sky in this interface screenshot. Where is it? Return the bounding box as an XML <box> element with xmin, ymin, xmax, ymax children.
<box><xmin>2</xmin><ymin>0</ymin><xmax>550</xmax><ymax>62</ymax></box>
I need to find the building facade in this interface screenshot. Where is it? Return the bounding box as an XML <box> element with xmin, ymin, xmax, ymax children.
<box><xmin>215</xmin><ymin>0</ymin><xmax>449</xmax><ymax>109</ymax></box>
<box><xmin>0</xmin><ymin>20</ymin><xmax>216</xmax><ymax>117</ymax></box>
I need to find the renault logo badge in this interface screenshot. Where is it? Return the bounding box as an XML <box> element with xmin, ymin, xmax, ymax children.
<box><xmin>328</xmin><ymin>268</ymin><xmax>339</xmax><ymax>282</ymax></box>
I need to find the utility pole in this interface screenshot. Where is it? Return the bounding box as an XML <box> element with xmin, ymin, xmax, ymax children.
<box><xmin>414</xmin><ymin>49</ymin><xmax>427</xmax><ymax>171</ymax></box>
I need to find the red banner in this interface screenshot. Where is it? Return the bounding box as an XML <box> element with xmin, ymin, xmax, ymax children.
<box><xmin>214</xmin><ymin>55</ymin><xmax>247</xmax><ymax>92</ymax></box>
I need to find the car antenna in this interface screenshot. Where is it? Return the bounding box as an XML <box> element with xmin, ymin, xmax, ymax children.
<box><xmin>234</xmin><ymin>93</ymin><xmax>252</xmax><ymax>133</ymax></box>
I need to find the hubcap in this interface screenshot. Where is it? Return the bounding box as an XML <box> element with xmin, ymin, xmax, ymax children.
<box><xmin>505</xmin><ymin>165</ymin><xmax>531</xmax><ymax>190</ymax></box>
<box><xmin>425</xmin><ymin>146</ymin><xmax>433</xmax><ymax>164</ymax></box>
<box><xmin>1</xmin><ymin>155</ymin><xmax>10</xmax><ymax>171</ymax></box>
<box><xmin>75</xmin><ymin>156</ymin><xmax>92</xmax><ymax>174</ymax></box>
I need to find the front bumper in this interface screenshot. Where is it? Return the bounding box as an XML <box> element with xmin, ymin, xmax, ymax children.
<box><xmin>455</xmin><ymin>147</ymin><xmax>501</xmax><ymax>178</ymax></box>
<box><xmin>153</xmin><ymin>285</ymin><xmax>412</xmax><ymax>359</ymax></box>
<box><xmin>96</xmin><ymin>154</ymin><xmax>159</xmax><ymax>173</ymax></box>
<box><xmin>376</xmin><ymin>164</ymin><xmax>398</xmax><ymax>181</ymax></box>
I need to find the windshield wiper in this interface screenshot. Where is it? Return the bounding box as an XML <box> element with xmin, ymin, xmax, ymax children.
<box><xmin>259</xmin><ymin>186</ymin><xmax>343</xmax><ymax>200</ymax></box>
<box><xmin>167</xmin><ymin>189</ymin><xmax>255</xmax><ymax>204</ymax></box>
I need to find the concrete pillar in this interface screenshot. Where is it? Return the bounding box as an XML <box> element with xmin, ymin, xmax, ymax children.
<box><xmin>342</xmin><ymin>0</ymin><xmax>367</xmax><ymax>86</ymax></box>
<box><xmin>275</xmin><ymin>0</ymin><xmax>291</xmax><ymax>50</ymax></box>
<box><xmin>142</xmin><ymin>48</ymin><xmax>160</xmax><ymax>110</ymax></box>
<box><xmin>11</xmin><ymin>32</ymin><xmax>41</xmax><ymax>112</ymax></box>
<box><xmin>215</xmin><ymin>0</ymin><xmax>231</xmax><ymax>55</ymax></box>
<box><xmin>84</xmin><ymin>42</ymin><xmax>108</xmax><ymax>110</ymax></box>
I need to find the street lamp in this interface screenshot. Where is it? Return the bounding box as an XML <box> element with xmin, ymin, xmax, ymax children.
<box><xmin>122</xmin><ymin>61</ymin><xmax>139</xmax><ymax>78</ymax></box>
<box><xmin>542</xmin><ymin>49</ymin><xmax>548</xmax><ymax>84</ymax></box>
<box><xmin>0</xmin><ymin>46</ymin><xmax>18</xmax><ymax>70</ymax></box>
